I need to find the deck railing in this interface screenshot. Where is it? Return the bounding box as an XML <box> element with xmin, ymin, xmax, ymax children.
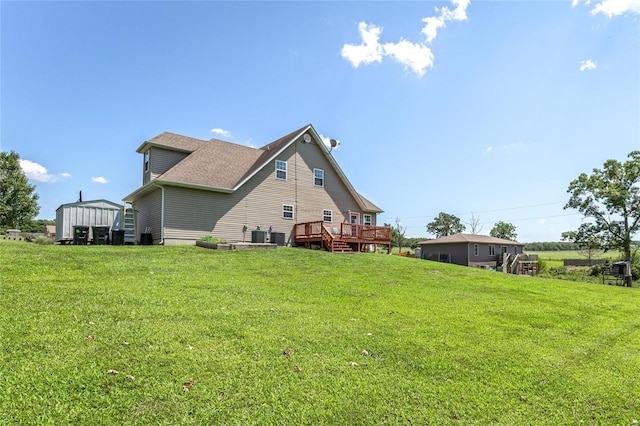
<box><xmin>295</xmin><ymin>221</ymin><xmax>391</xmax><ymax>245</ymax></box>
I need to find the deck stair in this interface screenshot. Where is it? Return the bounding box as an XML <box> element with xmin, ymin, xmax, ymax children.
<box><xmin>330</xmin><ymin>239</ymin><xmax>354</xmax><ymax>253</ymax></box>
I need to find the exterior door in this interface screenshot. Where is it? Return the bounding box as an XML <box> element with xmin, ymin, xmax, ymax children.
<box><xmin>350</xmin><ymin>213</ymin><xmax>360</xmax><ymax>224</ymax></box>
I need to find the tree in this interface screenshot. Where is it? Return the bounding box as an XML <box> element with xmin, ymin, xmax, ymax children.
<box><xmin>426</xmin><ymin>212</ymin><xmax>465</xmax><ymax>238</ymax></box>
<box><xmin>561</xmin><ymin>224</ymin><xmax>602</xmax><ymax>260</ymax></box>
<box><xmin>564</xmin><ymin>150</ymin><xmax>640</xmax><ymax>287</ymax></box>
<box><xmin>490</xmin><ymin>221</ymin><xmax>517</xmax><ymax>241</ymax></box>
<box><xmin>0</xmin><ymin>151</ymin><xmax>40</xmax><ymax>229</ymax></box>
<box><xmin>385</xmin><ymin>219</ymin><xmax>407</xmax><ymax>253</ymax></box>
<box><xmin>467</xmin><ymin>211</ymin><xmax>483</xmax><ymax>234</ymax></box>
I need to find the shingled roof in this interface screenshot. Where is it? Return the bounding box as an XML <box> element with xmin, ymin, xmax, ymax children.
<box><xmin>126</xmin><ymin>124</ymin><xmax>383</xmax><ymax>213</ymax></box>
<box><xmin>137</xmin><ymin>132</ymin><xmax>207</xmax><ymax>153</ymax></box>
<box><xmin>420</xmin><ymin>233</ymin><xmax>523</xmax><ymax>246</ymax></box>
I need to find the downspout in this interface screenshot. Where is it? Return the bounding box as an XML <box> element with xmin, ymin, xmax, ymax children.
<box><xmin>153</xmin><ymin>182</ymin><xmax>165</xmax><ymax>245</ymax></box>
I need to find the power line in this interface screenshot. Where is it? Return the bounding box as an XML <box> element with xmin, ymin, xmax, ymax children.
<box><xmin>382</xmin><ymin>201</ymin><xmax>568</xmax><ymax>221</ymax></box>
<box><xmin>398</xmin><ymin>212</ymin><xmax>581</xmax><ymax>231</ymax></box>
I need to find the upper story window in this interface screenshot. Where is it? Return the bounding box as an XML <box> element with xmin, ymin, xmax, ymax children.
<box><xmin>275</xmin><ymin>160</ymin><xmax>287</xmax><ymax>180</ymax></box>
<box><xmin>323</xmin><ymin>209</ymin><xmax>332</xmax><ymax>223</ymax></box>
<box><xmin>363</xmin><ymin>214</ymin><xmax>372</xmax><ymax>225</ymax></box>
<box><xmin>314</xmin><ymin>168</ymin><xmax>324</xmax><ymax>187</ymax></box>
<box><xmin>282</xmin><ymin>204</ymin><xmax>294</xmax><ymax>219</ymax></box>
<box><xmin>144</xmin><ymin>150</ymin><xmax>150</xmax><ymax>172</ymax></box>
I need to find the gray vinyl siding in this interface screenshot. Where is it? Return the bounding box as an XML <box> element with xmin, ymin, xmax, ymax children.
<box><xmin>145</xmin><ymin>148</ymin><xmax>190</xmax><ymax>183</ymax></box>
<box><xmin>421</xmin><ymin>243</ymin><xmax>470</xmax><ymax>265</ymax></box>
<box><xmin>160</xmin><ymin>140</ymin><xmax>372</xmax><ymax>245</ymax></box>
<box><xmin>134</xmin><ymin>188</ymin><xmax>162</xmax><ymax>244</ymax></box>
<box><xmin>421</xmin><ymin>242</ymin><xmax>522</xmax><ymax>266</ymax></box>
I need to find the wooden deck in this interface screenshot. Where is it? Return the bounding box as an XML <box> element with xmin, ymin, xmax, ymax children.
<box><xmin>294</xmin><ymin>221</ymin><xmax>391</xmax><ymax>253</ymax></box>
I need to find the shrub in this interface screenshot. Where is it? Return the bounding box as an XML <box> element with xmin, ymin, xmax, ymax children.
<box><xmin>198</xmin><ymin>235</ymin><xmax>227</xmax><ymax>244</ymax></box>
<box><xmin>536</xmin><ymin>258</ymin><xmax>547</xmax><ymax>273</ymax></box>
<box><xmin>33</xmin><ymin>236</ymin><xmax>54</xmax><ymax>245</ymax></box>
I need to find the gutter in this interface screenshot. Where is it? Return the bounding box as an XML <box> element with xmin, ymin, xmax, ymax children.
<box><xmin>152</xmin><ymin>182</ymin><xmax>165</xmax><ymax>245</ymax></box>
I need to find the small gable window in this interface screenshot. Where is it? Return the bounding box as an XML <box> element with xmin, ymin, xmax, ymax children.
<box><xmin>276</xmin><ymin>160</ymin><xmax>287</xmax><ymax>180</ymax></box>
<box><xmin>323</xmin><ymin>209</ymin><xmax>332</xmax><ymax>223</ymax></box>
<box><xmin>314</xmin><ymin>169</ymin><xmax>324</xmax><ymax>187</ymax></box>
<box><xmin>144</xmin><ymin>150</ymin><xmax>150</xmax><ymax>172</ymax></box>
<box><xmin>282</xmin><ymin>204</ymin><xmax>294</xmax><ymax>220</ymax></box>
<box><xmin>363</xmin><ymin>214</ymin><xmax>372</xmax><ymax>225</ymax></box>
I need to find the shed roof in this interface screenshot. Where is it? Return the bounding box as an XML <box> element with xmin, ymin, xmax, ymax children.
<box><xmin>420</xmin><ymin>233</ymin><xmax>524</xmax><ymax>246</ymax></box>
<box><xmin>56</xmin><ymin>199</ymin><xmax>123</xmax><ymax>211</ymax></box>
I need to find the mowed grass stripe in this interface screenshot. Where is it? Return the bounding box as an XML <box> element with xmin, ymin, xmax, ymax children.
<box><xmin>1</xmin><ymin>242</ymin><xmax>639</xmax><ymax>424</ymax></box>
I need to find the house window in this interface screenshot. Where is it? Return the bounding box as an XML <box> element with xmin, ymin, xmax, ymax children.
<box><xmin>489</xmin><ymin>245</ymin><xmax>495</xmax><ymax>256</ymax></box>
<box><xmin>501</xmin><ymin>246</ymin><xmax>507</xmax><ymax>253</ymax></box>
<box><xmin>314</xmin><ymin>169</ymin><xmax>324</xmax><ymax>187</ymax></box>
<box><xmin>282</xmin><ymin>204</ymin><xmax>294</xmax><ymax>220</ymax></box>
<box><xmin>144</xmin><ymin>150</ymin><xmax>149</xmax><ymax>172</ymax></box>
<box><xmin>474</xmin><ymin>244</ymin><xmax>479</xmax><ymax>256</ymax></box>
<box><xmin>363</xmin><ymin>214</ymin><xmax>372</xmax><ymax>225</ymax></box>
<box><xmin>323</xmin><ymin>209</ymin><xmax>332</xmax><ymax>222</ymax></box>
<box><xmin>276</xmin><ymin>160</ymin><xmax>287</xmax><ymax>180</ymax></box>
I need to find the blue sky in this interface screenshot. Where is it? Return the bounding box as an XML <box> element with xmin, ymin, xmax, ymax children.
<box><xmin>2</xmin><ymin>0</ymin><xmax>638</xmax><ymax>241</ymax></box>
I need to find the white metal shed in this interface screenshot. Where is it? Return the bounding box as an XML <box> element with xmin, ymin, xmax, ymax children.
<box><xmin>55</xmin><ymin>199</ymin><xmax>122</xmax><ymax>242</ymax></box>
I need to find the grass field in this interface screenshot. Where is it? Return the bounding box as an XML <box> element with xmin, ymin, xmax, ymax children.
<box><xmin>528</xmin><ymin>250</ymin><xmax>618</xmax><ymax>261</ymax></box>
<box><xmin>2</xmin><ymin>241</ymin><xmax>640</xmax><ymax>424</ymax></box>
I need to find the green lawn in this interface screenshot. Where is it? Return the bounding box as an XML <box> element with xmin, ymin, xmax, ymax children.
<box><xmin>2</xmin><ymin>241</ymin><xmax>640</xmax><ymax>424</ymax></box>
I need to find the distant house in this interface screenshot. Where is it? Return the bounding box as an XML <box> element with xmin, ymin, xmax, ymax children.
<box><xmin>45</xmin><ymin>225</ymin><xmax>56</xmax><ymax>239</ymax></box>
<box><xmin>419</xmin><ymin>233</ymin><xmax>536</xmax><ymax>274</ymax></box>
<box><xmin>123</xmin><ymin>124</ymin><xmax>390</xmax><ymax>249</ymax></box>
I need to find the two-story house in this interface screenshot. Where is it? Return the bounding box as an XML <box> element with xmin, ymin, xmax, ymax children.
<box><xmin>123</xmin><ymin>124</ymin><xmax>389</xmax><ymax>249</ymax></box>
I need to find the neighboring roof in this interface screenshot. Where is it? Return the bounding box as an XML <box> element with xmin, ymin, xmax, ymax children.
<box><xmin>125</xmin><ymin>124</ymin><xmax>383</xmax><ymax>213</ymax></box>
<box><xmin>420</xmin><ymin>233</ymin><xmax>524</xmax><ymax>246</ymax></box>
<box><xmin>56</xmin><ymin>199</ymin><xmax>123</xmax><ymax>211</ymax></box>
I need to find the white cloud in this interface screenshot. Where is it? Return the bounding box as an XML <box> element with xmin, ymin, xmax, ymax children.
<box><xmin>341</xmin><ymin>0</ymin><xmax>470</xmax><ymax>76</ymax></box>
<box><xmin>340</xmin><ymin>22</ymin><xmax>384</xmax><ymax>68</ymax></box>
<box><xmin>573</xmin><ymin>0</ymin><xmax>640</xmax><ymax>16</ymax></box>
<box><xmin>210</xmin><ymin>128</ymin><xmax>232</xmax><ymax>138</ymax></box>
<box><xmin>591</xmin><ymin>0</ymin><xmax>640</xmax><ymax>17</ymax></box>
<box><xmin>319</xmin><ymin>134</ymin><xmax>341</xmax><ymax>151</ymax></box>
<box><xmin>580</xmin><ymin>59</ymin><xmax>597</xmax><ymax>70</ymax></box>
<box><xmin>19</xmin><ymin>159</ymin><xmax>70</xmax><ymax>183</ymax></box>
<box><xmin>422</xmin><ymin>0</ymin><xmax>470</xmax><ymax>43</ymax></box>
<box><xmin>91</xmin><ymin>176</ymin><xmax>108</xmax><ymax>184</ymax></box>
<box><xmin>383</xmin><ymin>40</ymin><xmax>434</xmax><ymax>76</ymax></box>
<box><xmin>486</xmin><ymin>146</ymin><xmax>494</xmax><ymax>153</ymax></box>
